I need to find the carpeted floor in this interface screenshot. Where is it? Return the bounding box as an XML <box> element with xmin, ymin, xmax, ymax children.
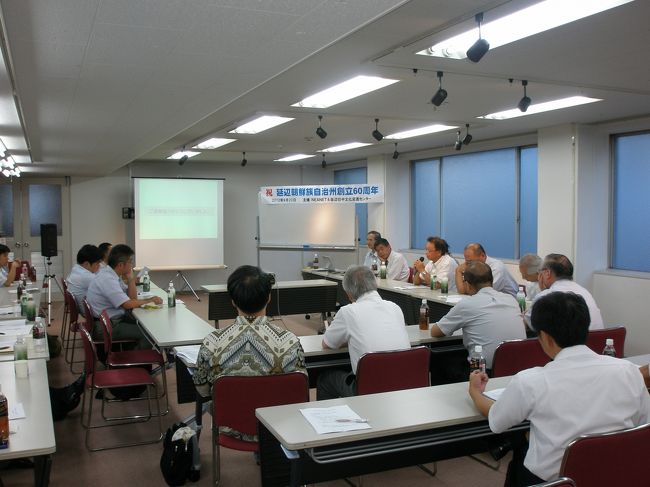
<box><xmin>0</xmin><ymin>293</ymin><xmax>509</xmax><ymax>486</ymax></box>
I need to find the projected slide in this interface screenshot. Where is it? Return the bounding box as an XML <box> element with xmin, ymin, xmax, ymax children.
<box><xmin>134</xmin><ymin>178</ymin><xmax>224</xmax><ymax>268</ymax></box>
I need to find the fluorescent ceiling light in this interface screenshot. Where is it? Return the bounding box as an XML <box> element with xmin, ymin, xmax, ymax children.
<box><xmin>478</xmin><ymin>96</ymin><xmax>602</xmax><ymax>120</ymax></box>
<box><xmin>319</xmin><ymin>142</ymin><xmax>372</xmax><ymax>153</ymax></box>
<box><xmin>229</xmin><ymin>115</ymin><xmax>294</xmax><ymax>134</ymax></box>
<box><xmin>274</xmin><ymin>154</ymin><xmax>316</xmax><ymax>162</ymax></box>
<box><xmin>385</xmin><ymin>124</ymin><xmax>458</xmax><ymax>140</ymax></box>
<box><xmin>291</xmin><ymin>75</ymin><xmax>399</xmax><ymax>109</ymax></box>
<box><xmin>417</xmin><ymin>0</ymin><xmax>633</xmax><ymax>60</ymax></box>
<box><xmin>192</xmin><ymin>138</ymin><xmax>237</xmax><ymax>150</ymax></box>
<box><xmin>167</xmin><ymin>151</ymin><xmax>200</xmax><ymax>160</ymax></box>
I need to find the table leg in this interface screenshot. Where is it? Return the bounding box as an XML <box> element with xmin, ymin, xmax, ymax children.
<box><xmin>34</xmin><ymin>455</ymin><xmax>52</xmax><ymax>487</ymax></box>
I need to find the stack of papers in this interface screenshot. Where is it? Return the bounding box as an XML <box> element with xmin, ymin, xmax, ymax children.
<box><xmin>0</xmin><ymin>319</ymin><xmax>33</xmax><ymax>336</ymax></box>
<box><xmin>175</xmin><ymin>345</ymin><xmax>200</xmax><ymax>367</ymax></box>
<box><xmin>300</xmin><ymin>405</ymin><xmax>371</xmax><ymax>434</ymax></box>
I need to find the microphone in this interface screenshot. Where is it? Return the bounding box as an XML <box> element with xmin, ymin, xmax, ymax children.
<box><xmin>419</xmin><ymin>257</ymin><xmax>425</xmax><ymax>262</ymax></box>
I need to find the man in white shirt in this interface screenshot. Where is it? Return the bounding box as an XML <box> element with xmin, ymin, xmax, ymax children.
<box><xmin>519</xmin><ymin>253</ymin><xmax>542</xmax><ymax>300</ymax></box>
<box><xmin>456</xmin><ymin>243</ymin><xmax>518</xmax><ymax>297</ymax></box>
<box><xmin>374</xmin><ymin>238</ymin><xmax>410</xmax><ymax>282</ymax></box>
<box><xmin>469</xmin><ymin>291</ymin><xmax>650</xmax><ymax>485</ymax></box>
<box><xmin>0</xmin><ymin>244</ymin><xmax>20</xmax><ymax>287</ymax></box>
<box><xmin>362</xmin><ymin>230</ymin><xmax>381</xmax><ymax>269</ymax></box>
<box><xmin>524</xmin><ymin>253</ymin><xmax>603</xmax><ymax>330</ymax></box>
<box><xmin>317</xmin><ymin>265</ymin><xmax>410</xmax><ymax>399</ymax></box>
<box><xmin>85</xmin><ymin>244</ymin><xmax>162</xmax><ymax>349</ymax></box>
<box><xmin>412</xmin><ymin>236</ymin><xmax>458</xmax><ymax>291</ymax></box>
<box><xmin>66</xmin><ymin>244</ymin><xmax>102</xmax><ymax>313</ymax></box>
<box><xmin>430</xmin><ymin>262</ymin><xmax>526</xmax><ymax>371</ymax></box>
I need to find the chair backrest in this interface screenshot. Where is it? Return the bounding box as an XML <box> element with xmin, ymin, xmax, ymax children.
<box><xmin>78</xmin><ymin>326</ymin><xmax>98</xmax><ymax>377</ymax></box>
<box><xmin>530</xmin><ymin>478</ymin><xmax>576</xmax><ymax>487</ymax></box>
<box><xmin>64</xmin><ymin>290</ymin><xmax>80</xmax><ymax>324</ymax></box>
<box><xmin>356</xmin><ymin>346</ymin><xmax>431</xmax><ymax>395</ymax></box>
<box><xmin>99</xmin><ymin>310</ymin><xmax>114</xmax><ymax>352</ymax></box>
<box><xmin>586</xmin><ymin>326</ymin><xmax>626</xmax><ymax>358</ymax></box>
<box><xmin>491</xmin><ymin>338</ymin><xmax>551</xmax><ymax>378</ymax></box>
<box><xmin>560</xmin><ymin>423</ymin><xmax>650</xmax><ymax>486</ymax></box>
<box><xmin>61</xmin><ymin>277</ymin><xmax>68</xmax><ymax>292</ymax></box>
<box><xmin>213</xmin><ymin>372</ymin><xmax>309</xmax><ymax>440</ymax></box>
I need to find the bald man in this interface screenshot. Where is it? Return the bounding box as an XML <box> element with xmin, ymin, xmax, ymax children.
<box><xmin>456</xmin><ymin>243</ymin><xmax>518</xmax><ymax>297</ymax></box>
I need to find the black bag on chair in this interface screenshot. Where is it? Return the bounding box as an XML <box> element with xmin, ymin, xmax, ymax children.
<box><xmin>160</xmin><ymin>422</ymin><xmax>200</xmax><ymax>486</ymax></box>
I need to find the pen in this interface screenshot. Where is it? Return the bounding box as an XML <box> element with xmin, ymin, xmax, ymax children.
<box><xmin>335</xmin><ymin>418</ymin><xmax>368</xmax><ymax>423</ymax></box>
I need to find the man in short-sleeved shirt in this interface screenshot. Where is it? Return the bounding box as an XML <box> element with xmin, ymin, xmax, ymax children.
<box><xmin>456</xmin><ymin>243</ymin><xmax>518</xmax><ymax>297</ymax></box>
<box><xmin>374</xmin><ymin>238</ymin><xmax>410</xmax><ymax>282</ymax></box>
<box><xmin>469</xmin><ymin>292</ymin><xmax>650</xmax><ymax>485</ymax></box>
<box><xmin>66</xmin><ymin>244</ymin><xmax>102</xmax><ymax>313</ymax></box>
<box><xmin>362</xmin><ymin>230</ymin><xmax>381</xmax><ymax>269</ymax></box>
<box><xmin>431</xmin><ymin>261</ymin><xmax>525</xmax><ymax>370</ymax></box>
<box><xmin>412</xmin><ymin>236</ymin><xmax>458</xmax><ymax>291</ymax></box>
<box><xmin>519</xmin><ymin>253</ymin><xmax>542</xmax><ymax>300</ymax></box>
<box><xmin>85</xmin><ymin>244</ymin><xmax>161</xmax><ymax>349</ymax></box>
<box><xmin>317</xmin><ymin>265</ymin><xmax>410</xmax><ymax>399</ymax></box>
<box><xmin>0</xmin><ymin>244</ymin><xmax>19</xmax><ymax>287</ymax></box>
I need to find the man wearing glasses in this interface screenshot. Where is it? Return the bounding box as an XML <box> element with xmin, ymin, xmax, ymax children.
<box><xmin>524</xmin><ymin>253</ymin><xmax>603</xmax><ymax>330</ymax></box>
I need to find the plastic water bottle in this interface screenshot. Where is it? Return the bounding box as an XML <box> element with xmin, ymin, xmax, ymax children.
<box><xmin>516</xmin><ymin>286</ymin><xmax>526</xmax><ymax>312</ymax></box>
<box><xmin>32</xmin><ymin>317</ymin><xmax>47</xmax><ymax>353</ymax></box>
<box><xmin>167</xmin><ymin>281</ymin><xmax>176</xmax><ymax>308</ymax></box>
<box><xmin>602</xmin><ymin>338</ymin><xmax>616</xmax><ymax>357</ymax></box>
<box><xmin>20</xmin><ymin>292</ymin><xmax>28</xmax><ymax>316</ymax></box>
<box><xmin>430</xmin><ymin>273</ymin><xmax>437</xmax><ymax>290</ymax></box>
<box><xmin>0</xmin><ymin>386</ymin><xmax>8</xmax><ymax>449</ymax></box>
<box><xmin>419</xmin><ymin>299</ymin><xmax>429</xmax><ymax>330</ymax></box>
<box><xmin>440</xmin><ymin>276</ymin><xmax>449</xmax><ymax>294</ymax></box>
<box><xmin>379</xmin><ymin>260</ymin><xmax>387</xmax><ymax>279</ymax></box>
<box><xmin>371</xmin><ymin>256</ymin><xmax>378</xmax><ymax>274</ymax></box>
<box><xmin>25</xmin><ymin>295</ymin><xmax>36</xmax><ymax>322</ymax></box>
<box><xmin>313</xmin><ymin>253</ymin><xmax>319</xmax><ymax>269</ymax></box>
<box><xmin>141</xmin><ymin>270</ymin><xmax>151</xmax><ymax>292</ymax></box>
<box><xmin>469</xmin><ymin>345</ymin><xmax>486</xmax><ymax>374</ymax></box>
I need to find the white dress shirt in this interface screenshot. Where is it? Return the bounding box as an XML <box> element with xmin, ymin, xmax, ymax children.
<box><xmin>363</xmin><ymin>250</ymin><xmax>378</xmax><ymax>268</ymax></box>
<box><xmin>323</xmin><ymin>290</ymin><xmax>410</xmax><ymax>373</ymax></box>
<box><xmin>423</xmin><ymin>254</ymin><xmax>459</xmax><ymax>292</ymax></box>
<box><xmin>66</xmin><ymin>264</ymin><xmax>96</xmax><ymax>311</ymax></box>
<box><xmin>485</xmin><ymin>256</ymin><xmax>518</xmax><ymax>297</ymax></box>
<box><xmin>436</xmin><ymin>287</ymin><xmax>526</xmax><ymax>368</ymax></box>
<box><xmin>85</xmin><ymin>266</ymin><xmax>129</xmax><ymax>318</ymax></box>
<box><xmin>525</xmin><ymin>279</ymin><xmax>604</xmax><ymax>330</ymax></box>
<box><xmin>385</xmin><ymin>250</ymin><xmax>410</xmax><ymax>282</ymax></box>
<box><xmin>525</xmin><ymin>281</ymin><xmax>541</xmax><ymax>300</ymax></box>
<box><xmin>488</xmin><ymin>345</ymin><xmax>650</xmax><ymax>481</ymax></box>
<box><xmin>0</xmin><ymin>266</ymin><xmax>7</xmax><ymax>287</ymax></box>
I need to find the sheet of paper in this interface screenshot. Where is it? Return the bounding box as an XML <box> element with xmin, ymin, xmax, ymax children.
<box><xmin>9</xmin><ymin>402</ymin><xmax>25</xmax><ymax>420</ymax></box>
<box><xmin>393</xmin><ymin>285</ymin><xmax>418</xmax><ymax>290</ymax></box>
<box><xmin>300</xmin><ymin>405</ymin><xmax>371</xmax><ymax>434</ymax></box>
<box><xmin>445</xmin><ymin>295</ymin><xmax>464</xmax><ymax>304</ymax></box>
<box><xmin>0</xmin><ymin>325</ymin><xmax>33</xmax><ymax>336</ymax></box>
<box><xmin>483</xmin><ymin>388</ymin><xmax>505</xmax><ymax>401</ymax></box>
<box><xmin>0</xmin><ymin>319</ymin><xmax>28</xmax><ymax>327</ymax></box>
<box><xmin>175</xmin><ymin>345</ymin><xmax>200</xmax><ymax>367</ymax></box>
<box><xmin>0</xmin><ymin>306</ymin><xmax>20</xmax><ymax>315</ymax></box>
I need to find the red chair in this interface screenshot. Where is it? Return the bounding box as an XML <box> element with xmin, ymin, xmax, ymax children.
<box><xmin>530</xmin><ymin>478</ymin><xmax>576</xmax><ymax>487</ymax></box>
<box><xmin>559</xmin><ymin>423</ymin><xmax>650</xmax><ymax>486</ymax></box>
<box><xmin>63</xmin><ymin>289</ymin><xmax>85</xmax><ymax>373</ymax></box>
<box><xmin>491</xmin><ymin>338</ymin><xmax>551</xmax><ymax>377</ymax></box>
<box><xmin>78</xmin><ymin>326</ymin><xmax>163</xmax><ymax>451</ymax></box>
<box><xmin>356</xmin><ymin>346</ymin><xmax>431</xmax><ymax>395</ymax></box>
<box><xmin>212</xmin><ymin>372</ymin><xmax>309</xmax><ymax>485</ymax></box>
<box><xmin>586</xmin><ymin>326</ymin><xmax>626</xmax><ymax>357</ymax></box>
<box><xmin>99</xmin><ymin>309</ymin><xmax>168</xmax><ymax>414</ymax></box>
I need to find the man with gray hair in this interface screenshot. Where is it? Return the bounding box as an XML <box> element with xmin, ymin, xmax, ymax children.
<box><xmin>317</xmin><ymin>265</ymin><xmax>410</xmax><ymax>399</ymax></box>
<box><xmin>519</xmin><ymin>253</ymin><xmax>542</xmax><ymax>300</ymax></box>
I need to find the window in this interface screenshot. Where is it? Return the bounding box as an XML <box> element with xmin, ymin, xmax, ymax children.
<box><xmin>0</xmin><ymin>184</ymin><xmax>13</xmax><ymax>237</ymax></box>
<box><xmin>334</xmin><ymin>167</ymin><xmax>367</xmax><ymax>242</ymax></box>
<box><xmin>612</xmin><ymin>131</ymin><xmax>650</xmax><ymax>272</ymax></box>
<box><xmin>411</xmin><ymin>146</ymin><xmax>537</xmax><ymax>259</ymax></box>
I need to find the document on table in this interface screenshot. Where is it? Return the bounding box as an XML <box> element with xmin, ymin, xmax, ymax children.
<box><xmin>0</xmin><ymin>305</ymin><xmax>20</xmax><ymax>315</ymax></box>
<box><xmin>445</xmin><ymin>295</ymin><xmax>464</xmax><ymax>304</ymax></box>
<box><xmin>483</xmin><ymin>388</ymin><xmax>505</xmax><ymax>401</ymax></box>
<box><xmin>300</xmin><ymin>404</ymin><xmax>371</xmax><ymax>434</ymax></box>
<box><xmin>392</xmin><ymin>285</ymin><xmax>418</xmax><ymax>290</ymax></box>
<box><xmin>175</xmin><ymin>345</ymin><xmax>200</xmax><ymax>367</ymax></box>
<box><xmin>9</xmin><ymin>403</ymin><xmax>25</xmax><ymax>420</ymax></box>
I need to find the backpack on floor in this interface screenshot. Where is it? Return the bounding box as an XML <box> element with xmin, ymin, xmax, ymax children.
<box><xmin>160</xmin><ymin>422</ymin><xmax>200</xmax><ymax>486</ymax></box>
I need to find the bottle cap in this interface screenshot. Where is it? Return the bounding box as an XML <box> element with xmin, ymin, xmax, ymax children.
<box><xmin>421</xmin><ymin>298</ymin><xmax>427</xmax><ymax>304</ymax></box>
<box><xmin>605</xmin><ymin>338</ymin><xmax>613</xmax><ymax>346</ymax></box>
<box><xmin>474</xmin><ymin>345</ymin><xmax>483</xmax><ymax>353</ymax></box>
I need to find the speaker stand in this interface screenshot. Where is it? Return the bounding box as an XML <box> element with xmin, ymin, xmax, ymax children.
<box><xmin>41</xmin><ymin>256</ymin><xmax>63</xmax><ymax>326</ymax></box>
<box><xmin>175</xmin><ymin>270</ymin><xmax>200</xmax><ymax>302</ymax></box>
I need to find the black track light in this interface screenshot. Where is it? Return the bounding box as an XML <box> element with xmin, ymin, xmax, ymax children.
<box><xmin>462</xmin><ymin>124</ymin><xmax>473</xmax><ymax>145</ymax></box>
<box><xmin>241</xmin><ymin>151</ymin><xmax>247</xmax><ymax>167</ymax></box>
<box><xmin>316</xmin><ymin>115</ymin><xmax>327</xmax><ymax>139</ymax></box>
<box><xmin>466</xmin><ymin>13</ymin><xmax>490</xmax><ymax>63</ymax></box>
<box><xmin>518</xmin><ymin>80</ymin><xmax>531</xmax><ymax>112</ymax></box>
<box><xmin>454</xmin><ymin>131</ymin><xmax>462</xmax><ymax>151</ymax></box>
<box><xmin>372</xmin><ymin>118</ymin><xmax>383</xmax><ymax>141</ymax></box>
<box><xmin>431</xmin><ymin>71</ymin><xmax>448</xmax><ymax>107</ymax></box>
<box><xmin>321</xmin><ymin>154</ymin><xmax>326</xmax><ymax>169</ymax></box>
<box><xmin>178</xmin><ymin>145</ymin><xmax>188</xmax><ymax>166</ymax></box>
<box><xmin>392</xmin><ymin>142</ymin><xmax>399</xmax><ymax>160</ymax></box>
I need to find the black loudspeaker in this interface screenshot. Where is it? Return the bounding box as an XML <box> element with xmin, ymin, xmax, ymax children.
<box><xmin>40</xmin><ymin>223</ymin><xmax>58</xmax><ymax>258</ymax></box>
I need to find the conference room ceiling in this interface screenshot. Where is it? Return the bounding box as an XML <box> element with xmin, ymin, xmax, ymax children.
<box><xmin>2</xmin><ymin>0</ymin><xmax>649</xmax><ymax>176</ymax></box>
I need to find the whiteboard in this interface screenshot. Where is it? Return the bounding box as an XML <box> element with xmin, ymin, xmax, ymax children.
<box><xmin>258</xmin><ymin>194</ymin><xmax>356</xmax><ymax>249</ymax></box>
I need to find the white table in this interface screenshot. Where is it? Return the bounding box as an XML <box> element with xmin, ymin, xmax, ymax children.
<box><xmin>0</xmin><ymin>285</ymin><xmax>42</xmax><ymax>321</ymax></box>
<box><xmin>256</xmin><ymin>376</ymin><xmax>526</xmax><ymax>486</ymax></box>
<box><xmin>0</xmin><ymin>359</ymin><xmax>55</xmax><ymax>486</ymax></box>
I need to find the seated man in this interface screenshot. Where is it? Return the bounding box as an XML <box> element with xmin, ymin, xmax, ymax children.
<box><xmin>362</xmin><ymin>230</ymin><xmax>381</xmax><ymax>269</ymax></box>
<box><xmin>98</xmin><ymin>242</ymin><xmax>112</xmax><ymax>268</ymax></box>
<box><xmin>469</xmin><ymin>292</ymin><xmax>650</xmax><ymax>485</ymax></box>
<box><xmin>0</xmin><ymin>244</ymin><xmax>20</xmax><ymax>287</ymax></box>
<box><xmin>85</xmin><ymin>244</ymin><xmax>162</xmax><ymax>349</ymax></box>
<box><xmin>519</xmin><ymin>253</ymin><xmax>542</xmax><ymax>300</ymax></box>
<box><xmin>456</xmin><ymin>243</ymin><xmax>518</xmax><ymax>297</ymax></box>
<box><xmin>524</xmin><ymin>253</ymin><xmax>603</xmax><ymax>330</ymax></box>
<box><xmin>194</xmin><ymin>265</ymin><xmax>306</xmax><ymax>440</ymax></box>
<box><xmin>317</xmin><ymin>265</ymin><xmax>410</xmax><ymax>399</ymax></box>
<box><xmin>430</xmin><ymin>262</ymin><xmax>525</xmax><ymax>372</ymax></box>
<box><xmin>412</xmin><ymin>236</ymin><xmax>458</xmax><ymax>291</ymax></box>
<box><xmin>66</xmin><ymin>244</ymin><xmax>102</xmax><ymax>313</ymax></box>
<box><xmin>374</xmin><ymin>238</ymin><xmax>410</xmax><ymax>281</ymax></box>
